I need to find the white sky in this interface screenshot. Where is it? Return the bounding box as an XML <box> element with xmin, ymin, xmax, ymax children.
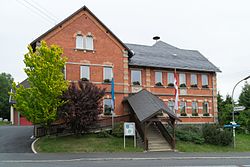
<box><xmin>0</xmin><ymin>0</ymin><xmax>250</xmax><ymax>101</ymax></box>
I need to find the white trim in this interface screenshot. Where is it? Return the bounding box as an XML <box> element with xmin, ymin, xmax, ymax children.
<box><xmin>80</xmin><ymin>65</ymin><xmax>90</xmax><ymax>80</ymax></box>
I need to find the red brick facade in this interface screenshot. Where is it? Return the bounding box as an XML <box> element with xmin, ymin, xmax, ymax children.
<box><xmin>30</xmin><ymin>6</ymin><xmax>218</xmax><ymax>124</ymax></box>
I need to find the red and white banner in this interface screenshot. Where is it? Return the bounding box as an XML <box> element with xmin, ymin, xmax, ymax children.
<box><xmin>174</xmin><ymin>71</ymin><xmax>179</xmax><ymax>112</ymax></box>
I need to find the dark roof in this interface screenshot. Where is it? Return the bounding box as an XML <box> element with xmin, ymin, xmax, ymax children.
<box><xmin>10</xmin><ymin>79</ymin><xmax>30</xmax><ymax>104</ymax></box>
<box><xmin>30</xmin><ymin>6</ymin><xmax>133</xmax><ymax>58</ymax></box>
<box><xmin>126</xmin><ymin>89</ymin><xmax>180</xmax><ymax>123</ymax></box>
<box><xmin>126</xmin><ymin>41</ymin><xmax>221</xmax><ymax>72</ymax></box>
<box><xmin>17</xmin><ymin>79</ymin><xmax>30</xmax><ymax>88</ymax></box>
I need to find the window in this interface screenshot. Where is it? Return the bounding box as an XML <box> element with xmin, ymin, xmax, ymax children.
<box><xmin>191</xmin><ymin>74</ymin><xmax>197</xmax><ymax>87</ymax></box>
<box><xmin>86</xmin><ymin>36</ymin><xmax>94</xmax><ymax>50</ymax></box>
<box><xmin>103</xmin><ymin>99</ymin><xmax>112</xmax><ymax>115</ymax></box>
<box><xmin>203</xmin><ymin>102</ymin><xmax>209</xmax><ymax>115</ymax></box>
<box><xmin>131</xmin><ymin>70</ymin><xmax>141</xmax><ymax>85</ymax></box>
<box><xmin>180</xmin><ymin>101</ymin><xmax>186</xmax><ymax>114</ymax></box>
<box><xmin>75</xmin><ymin>34</ymin><xmax>94</xmax><ymax>50</ymax></box>
<box><xmin>202</xmin><ymin>74</ymin><xmax>208</xmax><ymax>88</ymax></box>
<box><xmin>192</xmin><ymin>102</ymin><xmax>198</xmax><ymax>116</ymax></box>
<box><xmin>179</xmin><ymin>73</ymin><xmax>186</xmax><ymax>87</ymax></box>
<box><xmin>80</xmin><ymin>66</ymin><xmax>90</xmax><ymax>80</ymax></box>
<box><xmin>155</xmin><ymin>71</ymin><xmax>163</xmax><ymax>86</ymax></box>
<box><xmin>76</xmin><ymin>35</ymin><xmax>84</xmax><ymax>49</ymax></box>
<box><xmin>103</xmin><ymin>67</ymin><xmax>113</xmax><ymax>83</ymax></box>
<box><xmin>168</xmin><ymin>101</ymin><xmax>174</xmax><ymax>111</ymax></box>
<box><xmin>168</xmin><ymin>72</ymin><xmax>174</xmax><ymax>87</ymax></box>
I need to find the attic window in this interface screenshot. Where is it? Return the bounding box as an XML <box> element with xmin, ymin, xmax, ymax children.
<box><xmin>75</xmin><ymin>34</ymin><xmax>94</xmax><ymax>51</ymax></box>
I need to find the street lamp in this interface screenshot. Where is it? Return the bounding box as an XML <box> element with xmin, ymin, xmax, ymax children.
<box><xmin>231</xmin><ymin>75</ymin><xmax>250</xmax><ymax>148</ymax></box>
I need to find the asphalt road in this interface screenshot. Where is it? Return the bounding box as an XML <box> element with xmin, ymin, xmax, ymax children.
<box><xmin>0</xmin><ymin>152</ymin><xmax>250</xmax><ymax>167</ymax></box>
<box><xmin>0</xmin><ymin>126</ymin><xmax>34</xmax><ymax>153</ymax></box>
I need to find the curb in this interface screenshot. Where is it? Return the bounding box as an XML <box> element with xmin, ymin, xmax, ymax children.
<box><xmin>31</xmin><ymin>138</ymin><xmax>39</xmax><ymax>154</ymax></box>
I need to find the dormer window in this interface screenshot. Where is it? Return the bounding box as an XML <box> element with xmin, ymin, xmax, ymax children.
<box><xmin>76</xmin><ymin>35</ymin><xmax>84</xmax><ymax>49</ymax></box>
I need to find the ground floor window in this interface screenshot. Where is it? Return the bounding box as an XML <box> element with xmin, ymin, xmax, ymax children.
<box><xmin>203</xmin><ymin>102</ymin><xmax>209</xmax><ymax>116</ymax></box>
<box><xmin>180</xmin><ymin>101</ymin><xmax>186</xmax><ymax>116</ymax></box>
<box><xmin>103</xmin><ymin>99</ymin><xmax>112</xmax><ymax>115</ymax></box>
<box><xmin>168</xmin><ymin>101</ymin><xmax>175</xmax><ymax>111</ymax></box>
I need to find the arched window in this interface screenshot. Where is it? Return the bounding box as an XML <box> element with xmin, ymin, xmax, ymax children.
<box><xmin>76</xmin><ymin>35</ymin><xmax>84</xmax><ymax>49</ymax></box>
<box><xmin>85</xmin><ymin>35</ymin><xmax>93</xmax><ymax>50</ymax></box>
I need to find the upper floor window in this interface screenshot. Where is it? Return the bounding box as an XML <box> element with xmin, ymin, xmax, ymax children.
<box><xmin>103</xmin><ymin>99</ymin><xmax>112</xmax><ymax>115</ymax></box>
<box><xmin>168</xmin><ymin>101</ymin><xmax>174</xmax><ymax>111</ymax></box>
<box><xmin>80</xmin><ymin>65</ymin><xmax>90</xmax><ymax>80</ymax></box>
<box><xmin>103</xmin><ymin>67</ymin><xmax>113</xmax><ymax>83</ymax></box>
<box><xmin>155</xmin><ymin>71</ymin><xmax>163</xmax><ymax>86</ymax></box>
<box><xmin>75</xmin><ymin>34</ymin><xmax>94</xmax><ymax>50</ymax></box>
<box><xmin>192</xmin><ymin>101</ymin><xmax>198</xmax><ymax>116</ymax></box>
<box><xmin>191</xmin><ymin>74</ymin><xmax>198</xmax><ymax>87</ymax></box>
<box><xmin>202</xmin><ymin>74</ymin><xmax>208</xmax><ymax>88</ymax></box>
<box><xmin>76</xmin><ymin>35</ymin><xmax>84</xmax><ymax>49</ymax></box>
<box><xmin>168</xmin><ymin>72</ymin><xmax>174</xmax><ymax>87</ymax></box>
<box><xmin>86</xmin><ymin>36</ymin><xmax>94</xmax><ymax>50</ymax></box>
<box><xmin>131</xmin><ymin>70</ymin><xmax>141</xmax><ymax>86</ymax></box>
<box><xmin>179</xmin><ymin>73</ymin><xmax>186</xmax><ymax>87</ymax></box>
<box><xmin>203</xmin><ymin>102</ymin><xmax>209</xmax><ymax>115</ymax></box>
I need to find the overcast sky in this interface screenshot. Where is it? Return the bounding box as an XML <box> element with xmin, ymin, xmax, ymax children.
<box><xmin>0</xmin><ymin>0</ymin><xmax>250</xmax><ymax>101</ymax></box>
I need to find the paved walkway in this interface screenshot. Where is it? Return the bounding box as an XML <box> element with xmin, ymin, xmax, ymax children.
<box><xmin>0</xmin><ymin>126</ymin><xmax>34</xmax><ymax>153</ymax></box>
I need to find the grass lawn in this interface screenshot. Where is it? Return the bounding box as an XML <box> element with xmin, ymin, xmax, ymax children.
<box><xmin>0</xmin><ymin>121</ymin><xmax>11</xmax><ymax>126</ymax></box>
<box><xmin>35</xmin><ymin>133</ymin><xmax>143</xmax><ymax>153</ymax></box>
<box><xmin>176</xmin><ymin>134</ymin><xmax>250</xmax><ymax>152</ymax></box>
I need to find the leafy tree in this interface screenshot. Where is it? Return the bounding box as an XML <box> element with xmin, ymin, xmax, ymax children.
<box><xmin>59</xmin><ymin>80</ymin><xmax>105</xmax><ymax>135</ymax></box>
<box><xmin>217</xmin><ymin>93</ymin><xmax>233</xmax><ymax>125</ymax></box>
<box><xmin>12</xmin><ymin>41</ymin><xmax>68</xmax><ymax>133</ymax></box>
<box><xmin>239</xmin><ymin>82</ymin><xmax>250</xmax><ymax>109</ymax></box>
<box><xmin>0</xmin><ymin>73</ymin><xmax>13</xmax><ymax>119</ymax></box>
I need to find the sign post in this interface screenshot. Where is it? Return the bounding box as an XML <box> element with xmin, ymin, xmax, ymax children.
<box><xmin>124</xmin><ymin>122</ymin><xmax>136</xmax><ymax>148</ymax></box>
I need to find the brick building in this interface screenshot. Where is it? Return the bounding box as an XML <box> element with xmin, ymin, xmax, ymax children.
<box><xmin>12</xmin><ymin>6</ymin><xmax>220</xmax><ymax>127</ymax></box>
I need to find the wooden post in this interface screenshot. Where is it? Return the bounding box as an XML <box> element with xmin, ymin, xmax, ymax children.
<box><xmin>144</xmin><ymin>122</ymin><xmax>147</xmax><ymax>151</ymax></box>
<box><xmin>172</xmin><ymin>119</ymin><xmax>176</xmax><ymax>150</ymax></box>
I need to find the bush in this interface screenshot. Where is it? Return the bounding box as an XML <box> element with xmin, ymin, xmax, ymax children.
<box><xmin>112</xmin><ymin>122</ymin><xmax>124</xmax><ymax>137</ymax></box>
<box><xmin>97</xmin><ymin>131</ymin><xmax>112</xmax><ymax>138</ymax></box>
<box><xmin>176</xmin><ymin>125</ymin><xmax>204</xmax><ymax>144</ymax></box>
<box><xmin>202</xmin><ymin>124</ymin><xmax>232</xmax><ymax>146</ymax></box>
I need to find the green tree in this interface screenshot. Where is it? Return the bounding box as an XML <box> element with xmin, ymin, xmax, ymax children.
<box><xmin>239</xmin><ymin>82</ymin><xmax>250</xmax><ymax>109</ymax></box>
<box><xmin>0</xmin><ymin>73</ymin><xmax>13</xmax><ymax>119</ymax></box>
<box><xmin>217</xmin><ymin>93</ymin><xmax>233</xmax><ymax>125</ymax></box>
<box><xmin>12</xmin><ymin>41</ymin><xmax>68</xmax><ymax>133</ymax></box>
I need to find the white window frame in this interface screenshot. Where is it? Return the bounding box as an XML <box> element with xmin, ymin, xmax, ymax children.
<box><xmin>202</xmin><ymin>74</ymin><xmax>208</xmax><ymax>87</ymax></box>
<box><xmin>180</xmin><ymin>101</ymin><xmax>186</xmax><ymax>113</ymax></box>
<box><xmin>168</xmin><ymin>72</ymin><xmax>174</xmax><ymax>86</ymax></box>
<box><xmin>203</xmin><ymin>102</ymin><xmax>209</xmax><ymax>114</ymax></box>
<box><xmin>179</xmin><ymin>73</ymin><xmax>186</xmax><ymax>87</ymax></box>
<box><xmin>191</xmin><ymin>74</ymin><xmax>198</xmax><ymax>87</ymax></box>
<box><xmin>168</xmin><ymin>100</ymin><xmax>175</xmax><ymax>111</ymax></box>
<box><xmin>80</xmin><ymin>65</ymin><xmax>90</xmax><ymax>80</ymax></box>
<box><xmin>192</xmin><ymin>101</ymin><xmax>198</xmax><ymax>114</ymax></box>
<box><xmin>155</xmin><ymin>71</ymin><xmax>163</xmax><ymax>85</ymax></box>
<box><xmin>85</xmin><ymin>35</ymin><xmax>94</xmax><ymax>50</ymax></box>
<box><xmin>131</xmin><ymin>70</ymin><xmax>141</xmax><ymax>85</ymax></box>
<box><xmin>76</xmin><ymin>35</ymin><xmax>84</xmax><ymax>49</ymax></box>
<box><xmin>103</xmin><ymin>98</ymin><xmax>112</xmax><ymax>115</ymax></box>
<box><xmin>103</xmin><ymin>67</ymin><xmax>113</xmax><ymax>82</ymax></box>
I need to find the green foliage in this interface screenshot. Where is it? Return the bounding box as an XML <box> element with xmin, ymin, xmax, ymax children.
<box><xmin>176</xmin><ymin>125</ymin><xmax>204</xmax><ymax>144</ymax></box>
<box><xmin>58</xmin><ymin>80</ymin><xmax>105</xmax><ymax>135</ymax></box>
<box><xmin>96</xmin><ymin>131</ymin><xmax>112</xmax><ymax>138</ymax></box>
<box><xmin>0</xmin><ymin>73</ymin><xmax>13</xmax><ymax>119</ymax></box>
<box><xmin>217</xmin><ymin>93</ymin><xmax>233</xmax><ymax>126</ymax></box>
<box><xmin>112</xmin><ymin>122</ymin><xmax>124</xmax><ymax>137</ymax></box>
<box><xmin>237</xmin><ymin>109</ymin><xmax>250</xmax><ymax>132</ymax></box>
<box><xmin>12</xmin><ymin>41</ymin><xmax>68</xmax><ymax>129</ymax></box>
<box><xmin>202</xmin><ymin>124</ymin><xmax>232</xmax><ymax>146</ymax></box>
<box><xmin>239</xmin><ymin>82</ymin><xmax>250</xmax><ymax>110</ymax></box>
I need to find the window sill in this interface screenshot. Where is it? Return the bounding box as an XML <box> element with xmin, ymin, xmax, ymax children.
<box><xmin>102</xmin><ymin>82</ymin><xmax>111</xmax><ymax>85</ymax></box>
<box><xmin>74</xmin><ymin>48</ymin><xmax>95</xmax><ymax>53</ymax></box>
<box><xmin>154</xmin><ymin>85</ymin><xmax>164</xmax><ymax>88</ymax></box>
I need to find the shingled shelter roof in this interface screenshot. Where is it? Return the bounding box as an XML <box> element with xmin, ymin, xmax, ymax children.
<box><xmin>125</xmin><ymin>89</ymin><xmax>180</xmax><ymax>123</ymax></box>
